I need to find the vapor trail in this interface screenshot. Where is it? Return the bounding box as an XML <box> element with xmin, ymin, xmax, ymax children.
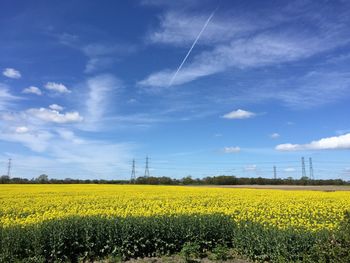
<box><xmin>168</xmin><ymin>8</ymin><xmax>218</xmax><ymax>87</ymax></box>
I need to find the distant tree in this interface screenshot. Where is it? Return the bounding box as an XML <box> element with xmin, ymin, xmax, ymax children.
<box><xmin>36</xmin><ymin>174</ymin><xmax>49</xmax><ymax>183</ymax></box>
<box><xmin>182</xmin><ymin>176</ymin><xmax>194</xmax><ymax>185</ymax></box>
<box><xmin>300</xmin><ymin>176</ymin><xmax>309</xmax><ymax>185</ymax></box>
<box><xmin>0</xmin><ymin>175</ymin><xmax>10</xmax><ymax>183</ymax></box>
<box><xmin>0</xmin><ymin>173</ymin><xmax>348</xmax><ymax>185</ymax></box>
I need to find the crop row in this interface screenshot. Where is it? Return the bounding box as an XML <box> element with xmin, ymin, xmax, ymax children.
<box><xmin>1</xmin><ymin>213</ymin><xmax>350</xmax><ymax>263</ymax></box>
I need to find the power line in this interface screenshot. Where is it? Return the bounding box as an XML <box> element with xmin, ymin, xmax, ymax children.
<box><xmin>309</xmin><ymin>157</ymin><xmax>314</xmax><ymax>180</ymax></box>
<box><xmin>7</xmin><ymin>158</ymin><xmax>12</xmax><ymax>177</ymax></box>
<box><xmin>130</xmin><ymin>159</ymin><xmax>136</xmax><ymax>182</ymax></box>
<box><xmin>148</xmin><ymin>160</ymin><xmax>301</xmax><ymax>165</ymax></box>
<box><xmin>144</xmin><ymin>156</ymin><xmax>150</xmax><ymax>177</ymax></box>
<box><xmin>301</xmin><ymin>157</ymin><xmax>306</xmax><ymax>178</ymax></box>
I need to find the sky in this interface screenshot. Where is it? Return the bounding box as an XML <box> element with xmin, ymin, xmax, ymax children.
<box><xmin>1</xmin><ymin>0</ymin><xmax>350</xmax><ymax>180</ymax></box>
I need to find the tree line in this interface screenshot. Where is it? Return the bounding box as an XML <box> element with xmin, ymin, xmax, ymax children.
<box><xmin>1</xmin><ymin>174</ymin><xmax>348</xmax><ymax>185</ymax></box>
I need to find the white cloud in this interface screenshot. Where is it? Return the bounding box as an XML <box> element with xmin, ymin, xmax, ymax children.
<box><xmin>284</xmin><ymin>167</ymin><xmax>296</xmax><ymax>172</ymax></box>
<box><xmin>22</xmin><ymin>86</ymin><xmax>42</xmax><ymax>95</ymax></box>
<box><xmin>0</xmin><ymin>92</ymin><xmax>133</xmax><ymax>179</ymax></box>
<box><xmin>276</xmin><ymin>133</ymin><xmax>350</xmax><ymax>151</ymax></box>
<box><xmin>44</xmin><ymin>82</ymin><xmax>71</xmax><ymax>93</ymax></box>
<box><xmin>49</xmin><ymin>104</ymin><xmax>64</xmax><ymax>111</ymax></box>
<box><xmin>223</xmin><ymin>146</ymin><xmax>241</xmax><ymax>153</ymax></box>
<box><xmin>222</xmin><ymin>109</ymin><xmax>255</xmax><ymax>119</ymax></box>
<box><xmin>3</xmin><ymin>68</ymin><xmax>21</xmax><ymax>79</ymax></box>
<box><xmin>15</xmin><ymin>126</ymin><xmax>29</xmax><ymax>134</ymax></box>
<box><xmin>276</xmin><ymin>143</ymin><xmax>301</xmax><ymax>151</ymax></box>
<box><xmin>270</xmin><ymin>133</ymin><xmax>280</xmax><ymax>139</ymax></box>
<box><xmin>27</xmin><ymin>107</ymin><xmax>83</xmax><ymax>123</ymax></box>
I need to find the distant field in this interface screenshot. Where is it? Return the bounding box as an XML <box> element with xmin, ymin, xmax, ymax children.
<box><xmin>199</xmin><ymin>185</ymin><xmax>350</xmax><ymax>191</ymax></box>
<box><xmin>1</xmin><ymin>184</ymin><xmax>350</xmax><ymax>229</ymax></box>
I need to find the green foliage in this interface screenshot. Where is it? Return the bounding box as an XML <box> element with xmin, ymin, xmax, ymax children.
<box><xmin>1</xmin><ymin>213</ymin><xmax>350</xmax><ymax>262</ymax></box>
<box><xmin>209</xmin><ymin>244</ymin><xmax>230</xmax><ymax>261</ymax></box>
<box><xmin>305</xmin><ymin>211</ymin><xmax>350</xmax><ymax>263</ymax></box>
<box><xmin>0</xmin><ymin>214</ymin><xmax>234</xmax><ymax>262</ymax></box>
<box><xmin>180</xmin><ymin>242</ymin><xmax>201</xmax><ymax>262</ymax></box>
<box><xmin>232</xmin><ymin>221</ymin><xmax>321</xmax><ymax>262</ymax></box>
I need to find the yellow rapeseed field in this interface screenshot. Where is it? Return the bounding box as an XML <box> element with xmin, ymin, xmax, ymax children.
<box><xmin>1</xmin><ymin>184</ymin><xmax>350</xmax><ymax>231</ymax></box>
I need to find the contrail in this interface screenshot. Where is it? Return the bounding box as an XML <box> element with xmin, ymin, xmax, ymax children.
<box><xmin>168</xmin><ymin>8</ymin><xmax>218</xmax><ymax>87</ymax></box>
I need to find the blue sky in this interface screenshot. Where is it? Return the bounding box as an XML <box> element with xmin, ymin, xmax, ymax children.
<box><xmin>1</xmin><ymin>0</ymin><xmax>350</xmax><ymax>180</ymax></box>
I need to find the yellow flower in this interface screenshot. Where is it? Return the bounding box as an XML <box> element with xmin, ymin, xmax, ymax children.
<box><xmin>0</xmin><ymin>184</ymin><xmax>349</xmax><ymax>231</ymax></box>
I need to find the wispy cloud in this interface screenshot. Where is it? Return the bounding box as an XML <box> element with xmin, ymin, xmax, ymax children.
<box><xmin>263</xmin><ymin>71</ymin><xmax>350</xmax><ymax>109</ymax></box>
<box><xmin>168</xmin><ymin>7</ymin><xmax>217</xmax><ymax>87</ymax></box>
<box><xmin>56</xmin><ymin>33</ymin><xmax>137</xmax><ymax>74</ymax></box>
<box><xmin>140</xmin><ymin>1</ymin><xmax>350</xmax><ymax>89</ymax></box>
<box><xmin>214</xmin><ymin>70</ymin><xmax>350</xmax><ymax>110</ymax></box>
<box><xmin>222</xmin><ymin>146</ymin><xmax>241</xmax><ymax>153</ymax></box>
<box><xmin>0</xmin><ymin>129</ymin><xmax>54</xmax><ymax>152</ymax></box>
<box><xmin>141</xmin><ymin>30</ymin><xmax>349</xmax><ymax>88</ymax></box>
<box><xmin>276</xmin><ymin>133</ymin><xmax>350</xmax><ymax>151</ymax></box>
<box><xmin>54</xmin><ymin>30</ymin><xmax>137</xmax><ymax>74</ymax></box>
<box><xmin>0</xmin><ymin>129</ymin><xmax>134</xmax><ymax>179</ymax></box>
<box><xmin>82</xmin><ymin>74</ymin><xmax>122</xmax><ymax>130</ymax></box>
<box><xmin>0</xmin><ymin>84</ymin><xmax>20</xmax><ymax>110</ymax></box>
<box><xmin>82</xmin><ymin>43</ymin><xmax>137</xmax><ymax>73</ymax></box>
<box><xmin>57</xmin><ymin>32</ymin><xmax>79</xmax><ymax>46</ymax></box>
<box><xmin>146</xmin><ymin>9</ymin><xmax>260</xmax><ymax>47</ymax></box>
